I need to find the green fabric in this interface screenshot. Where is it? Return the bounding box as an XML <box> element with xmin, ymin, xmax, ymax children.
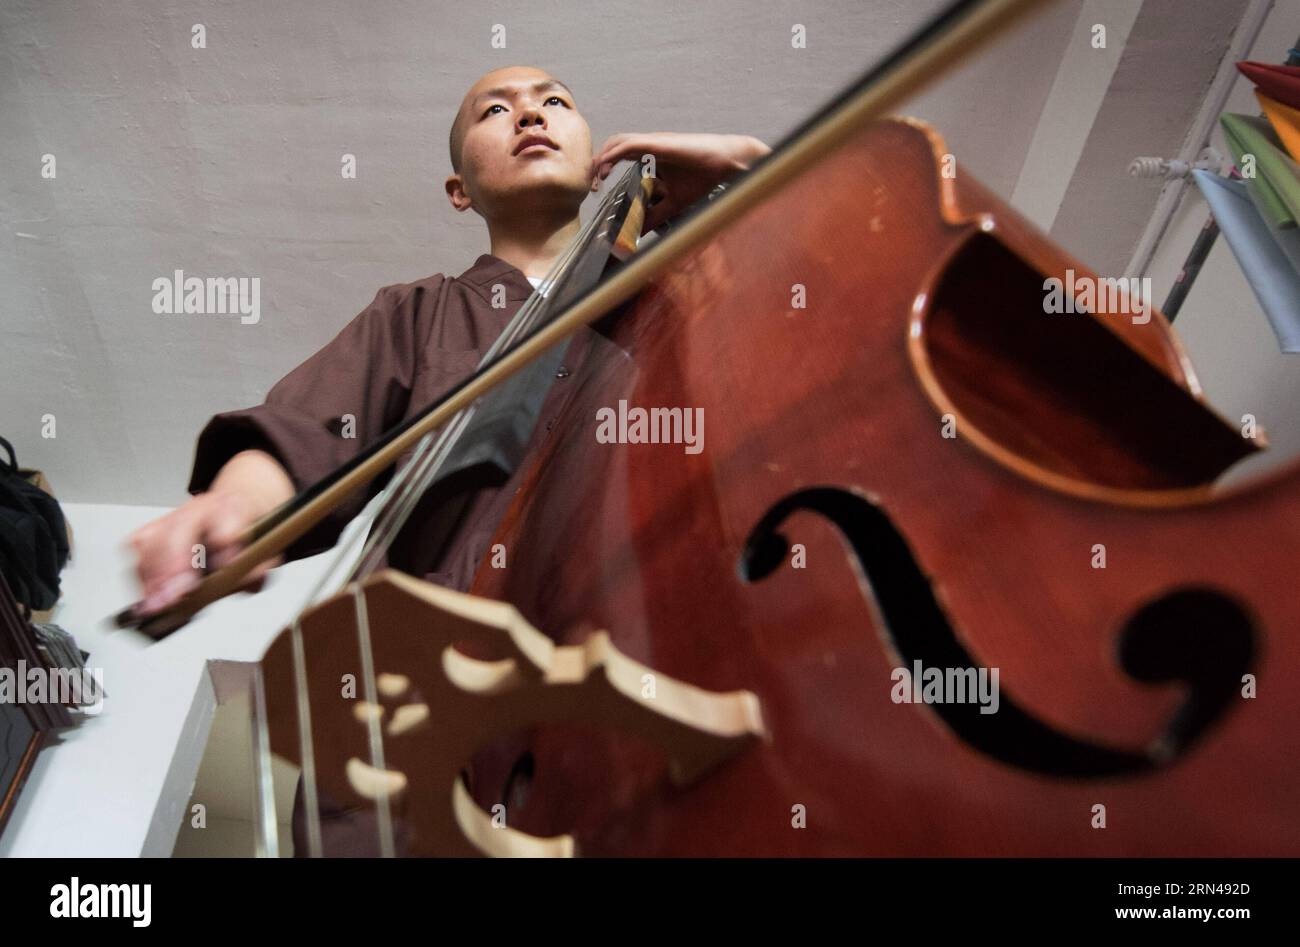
<box><xmin>1220</xmin><ymin>113</ymin><xmax>1300</xmax><ymax>229</ymax></box>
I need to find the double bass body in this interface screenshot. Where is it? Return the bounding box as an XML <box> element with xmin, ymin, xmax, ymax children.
<box><xmin>462</xmin><ymin>118</ymin><xmax>1296</xmax><ymax>855</ymax></box>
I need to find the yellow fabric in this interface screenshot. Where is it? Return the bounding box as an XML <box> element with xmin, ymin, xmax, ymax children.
<box><xmin>1258</xmin><ymin>90</ymin><xmax>1300</xmax><ymax>162</ymax></box>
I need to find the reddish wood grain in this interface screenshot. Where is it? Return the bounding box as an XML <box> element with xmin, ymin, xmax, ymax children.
<box><xmin>462</xmin><ymin>119</ymin><xmax>1298</xmax><ymax>856</ymax></box>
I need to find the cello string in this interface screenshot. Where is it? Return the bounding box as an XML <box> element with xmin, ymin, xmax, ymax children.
<box><xmin>351</xmin><ymin>582</ymin><xmax>397</xmax><ymax>857</ymax></box>
<box><xmin>282</xmin><ymin>425</ymin><xmax>446</xmax><ymax>859</ymax></box>
<box><xmin>290</xmin><ymin>615</ymin><xmax>323</xmax><ymax>857</ymax></box>
<box><xmin>302</xmin><ymin>430</ymin><xmax>437</xmax><ymax>604</ymax></box>
<box><xmin>352</xmin><ymin>408</ymin><xmax>478</xmax><ymax>578</ymax></box>
<box><xmin>308</xmin><ymin>419</ymin><xmax>458</xmax><ymax>604</ymax></box>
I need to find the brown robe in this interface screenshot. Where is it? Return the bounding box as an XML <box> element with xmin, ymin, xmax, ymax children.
<box><xmin>186</xmin><ymin>253</ymin><xmax>582</xmax><ymax>855</ymax></box>
<box><xmin>187</xmin><ymin>253</ymin><xmax>575</xmax><ymax>594</ymax></box>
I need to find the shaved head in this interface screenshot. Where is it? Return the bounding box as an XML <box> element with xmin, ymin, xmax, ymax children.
<box><xmin>443</xmin><ymin>65</ymin><xmax>595</xmax><ymax>223</ymax></box>
<box><xmin>448</xmin><ymin>66</ymin><xmax>576</xmax><ymax>173</ymax></box>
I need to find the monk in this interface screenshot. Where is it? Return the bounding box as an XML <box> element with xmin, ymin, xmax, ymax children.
<box><xmin>127</xmin><ymin>65</ymin><xmax>769</xmax><ymax>855</ymax></box>
<box><xmin>129</xmin><ymin>65</ymin><xmax>768</xmax><ymax>615</ymax></box>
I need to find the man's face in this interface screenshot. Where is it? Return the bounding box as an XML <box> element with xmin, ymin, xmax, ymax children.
<box><xmin>446</xmin><ymin>66</ymin><xmax>596</xmax><ymax>219</ymax></box>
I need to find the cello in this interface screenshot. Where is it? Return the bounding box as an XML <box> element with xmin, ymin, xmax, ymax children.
<box><xmin>124</xmin><ymin>0</ymin><xmax>1300</xmax><ymax>856</ymax></box>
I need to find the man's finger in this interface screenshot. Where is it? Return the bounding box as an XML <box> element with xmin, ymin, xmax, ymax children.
<box><xmin>204</xmin><ymin>495</ymin><xmax>254</xmax><ymax>565</ymax></box>
<box><xmin>139</xmin><ymin>567</ymin><xmax>201</xmax><ymax>615</ymax></box>
<box><xmin>594</xmin><ymin>133</ymin><xmax>631</xmax><ymax>157</ymax></box>
<box><xmin>594</xmin><ymin>136</ymin><xmax>652</xmax><ymax>171</ymax></box>
<box><xmin>135</xmin><ymin>509</ymin><xmax>203</xmax><ymax>593</ymax></box>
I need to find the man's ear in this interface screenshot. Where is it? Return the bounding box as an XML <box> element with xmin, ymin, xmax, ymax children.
<box><xmin>445</xmin><ymin>174</ymin><xmax>473</xmax><ymax>213</ymax></box>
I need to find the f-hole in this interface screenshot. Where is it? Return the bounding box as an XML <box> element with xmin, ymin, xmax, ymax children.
<box><xmin>500</xmin><ymin>751</ymin><xmax>536</xmax><ymax>812</ymax></box>
<box><xmin>739</xmin><ymin>487</ymin><xmax>1255</xmax><ymax>778</ymax></box>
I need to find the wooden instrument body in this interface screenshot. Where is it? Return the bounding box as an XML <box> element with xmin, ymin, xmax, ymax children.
<box><xmin>455</xmin><ymin>118</ymin><xmax>1297</xmax><ymax>855</ymax></box>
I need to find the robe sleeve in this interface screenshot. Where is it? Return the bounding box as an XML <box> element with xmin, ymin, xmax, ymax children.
<box><xmin>186</xmin><ymin>279</ymin><xmax>442</xmax><ymax>560</ymax></box>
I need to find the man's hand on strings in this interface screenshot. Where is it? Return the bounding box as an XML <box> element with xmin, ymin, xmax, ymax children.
<box><xmin>592</xmin><ymin>132</ymin><xmax>770</xmax><ymax>232</ymax></box>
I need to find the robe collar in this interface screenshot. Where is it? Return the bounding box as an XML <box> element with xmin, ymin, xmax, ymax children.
<box><xmin>457</xmin><ymin>254</ymin><xmax>535</xmax><ymax>304</ymax></box>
